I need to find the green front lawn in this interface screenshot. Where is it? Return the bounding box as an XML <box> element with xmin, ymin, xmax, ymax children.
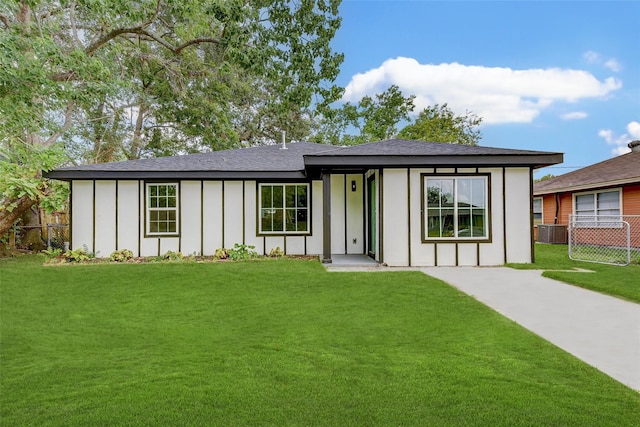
<box><xmin>509</xmin><ymin>243</ymin><xmax>640</xmax><ymax>303</ymax></box>
<box><xmin>1</xmin><ymin>256</ymin><xmax>638</xmax><ymax>426</ymax></box>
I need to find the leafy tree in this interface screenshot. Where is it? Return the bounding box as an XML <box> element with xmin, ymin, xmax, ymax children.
<box><xmin>0</xmin><ymin>0</ymin><xmax>344</xmax><ymax>237</ymax></box>
<box><xmin>534</xmin><ymin>174</ymin><xmax>556</xmax><ymax>183</ymax></box>
<box><xmin>312</xmin><ymin>85</ymin><xmax>415</xmax><ymax>145</ymax></box>
<box><xmin>398</xmin><ymin>103</ymin><xmax>482</xmax><ymax>146</ymax></box>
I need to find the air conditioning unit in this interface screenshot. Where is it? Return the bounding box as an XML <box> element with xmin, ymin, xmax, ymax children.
<box><xmin>537</xmin><ymin>224</ymin><xmax>567</xmax><ymax>244</ymax></box>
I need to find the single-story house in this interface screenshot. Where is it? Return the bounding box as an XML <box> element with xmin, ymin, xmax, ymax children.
<box><xmin>533</xmin><ymin>140</ymin><xmax>640</xmax><ymax>246</ymax></box>
<box><xmin>44</xmin><ymin>139</ymin><xmax>562</xmax><ymax>266</ymax></box>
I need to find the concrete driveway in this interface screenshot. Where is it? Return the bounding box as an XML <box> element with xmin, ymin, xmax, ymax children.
<box><xmin>420</xmin><ymin>267</ymin><xmax>640</xmax><ymax>392</ymax></box>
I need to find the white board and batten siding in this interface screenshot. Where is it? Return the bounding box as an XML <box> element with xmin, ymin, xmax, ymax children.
<box><xmin>382</xmin><ymin>167</ymin><xmax>533</xmax><ymax>267</ymax></box>
<box><xmin>71</xmin><ymin>179</ymin><xmax>326</xmax><ymax>258</ymax></box>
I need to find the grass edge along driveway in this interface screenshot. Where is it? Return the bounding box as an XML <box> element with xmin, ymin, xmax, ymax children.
<box><xmin>508</xmin><ymin>243</ymin><xmax>640</xmax><ymax>304</ymax></box>
<box><xmin>1</xmin><ymin>256</ymin><xmax>639</xmax><ymax>426</ymax></box>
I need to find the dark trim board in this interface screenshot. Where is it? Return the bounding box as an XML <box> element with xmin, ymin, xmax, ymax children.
<box><xmin>502</xmin><ymin>168</ymin><xmax>507</xmax><ymax>264</ymax></box>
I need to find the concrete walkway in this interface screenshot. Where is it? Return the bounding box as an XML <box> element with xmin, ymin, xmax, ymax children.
<box><xmin>420</xmin><ymin>267</ymin><xmax>640</xmax><ymax>392</ymax></box>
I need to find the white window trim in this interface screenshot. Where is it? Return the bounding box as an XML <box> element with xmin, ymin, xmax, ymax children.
<box><xmin>422</xmin><ymin>175</ymin><xmax>489</xmax><ymax>241</ymax></box>
<box><xmin>572</xmin><ymin>188</ymin><xmax>622</xmax><ymax>228</ymax></box>
<box><xmin>533</xmin><ymin>197</ymin><xmax>543</xmax><ymax>226</ymax></box>
<box><xmin>146</xmin><ymin>182</ymin><xmax>180</xmax><ymax>236</ymax></box>
<box><xmin>258</xmin><ymin>183</ymin><xmax>310</xmax><ymax>235</ymax></box>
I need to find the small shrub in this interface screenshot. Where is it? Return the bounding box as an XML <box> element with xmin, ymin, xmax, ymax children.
<box><xmin>268</xmin><ymin>247</ymin><xmax>285</xmax><ymax>258</ymax></box>
<box><xmin>214</xmin><ymin>248</ymin><xmax>230</xmax><ymax>260</ymax></box>
<box><xmin>64</xmin><ymin>248</ymin><xmax>90</xmax><ymax>263</ymax></box>
<box><xmin>228</xmin><ymin>243</ymin><xmax>257</xmax><ymax>261</ymax></box>
<box><xmin>42</xmin><ymin>247</ymin><xmax>63</xmax><ymax>259</ymax></box>
<box><xmin>163</xmin><ymin>250</ymin><xmax>184</xmax><ymax>261</ymax></box>
<box><xmin>110</xmin><ymin>249</ymin><xmax>134</xmax><ymax>262</ymax></box>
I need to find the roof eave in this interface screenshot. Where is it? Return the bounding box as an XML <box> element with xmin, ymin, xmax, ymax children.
<box><xmin>43</xmin><ymin>170</ymin><xmax>307</xmax><ymax>181</ymax></box>
<box><xmin>303</xmin><ymin>153</ymin><xmax>563</xmax><ymax>169</ymax></box>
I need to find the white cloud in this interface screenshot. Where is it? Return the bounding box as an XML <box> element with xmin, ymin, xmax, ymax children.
<box><xmin>627</xmin><ymin>121</ymin><xmax>640</xmax><ymax>139</ymax></box>
<box><xmin>604</xmin><ymin>58</ymin><xmax>622</xmax><ymax>72</ymax></box>
<box><xmin>561</xmin><ymin>111</ymin><xmax>588</xmax><ymax>120</ymax></box>
<box><xmin>583</xmin><ymin>50</ymin><xmax>600</xmax><ymax>64</ymax></box>
<box><xmin>583</xmin><ymin>50</ymin><xmax>622</xmax><ymax>72</ymax></box>
<box><xmin>598</xmin><ymin>120</ymin><xmax>640</xmax><ymax>156</ymax></box>
<box><xmin>343</xmin><ymin>57</ymin><xmax>622</xmax><ymax>124</ymax></box>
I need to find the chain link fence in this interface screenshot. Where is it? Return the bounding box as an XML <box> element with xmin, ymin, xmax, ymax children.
<box><xmin>47</xmin><ymin>224</ymin><xmax>70</xmax><ymax>250</ymax></box>
<box><xmin>568</xmin><ymin>215</ymin><xmax>640</xmax><ymax>266</ymax></box>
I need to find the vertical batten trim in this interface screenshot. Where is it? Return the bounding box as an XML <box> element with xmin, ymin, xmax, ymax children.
<box><xmin>242</xmin><ymin>181</ymin><xmax>246</xmax><ymax>244</ymax></box>
<box><xmin>284</xmin><ymin>236</ymin><xmax>287</xmax><ymax>255</ymax></box>
<box><xmin>221</xmin><ymin>181</ymin><xmax>225</xmax><ymax>248</ymax></box>
<box><xmin>138</xmin><ymin>180</ymin><xmax>141</xmax><ymax>257</ymax></box>
<box><xmin>434</xmin><ymin>243</ymin><xmax>438</xmax><ymax>266</ymax></box>
<box><xmin>379</xmin><ymin>170</ymin><xmax>384</xmax><ymax>264</ymax></box>
<box><xmin>69</xmin><ymin>182</ymin><xmax>73</xmax><ymax>250</ymax></box>
<box><xmin>115</xmin><ymin>181</ymin><xmax>119</xmax><ymax>251</ymax></box>
<box><xmin>362</xmin><ymin>173</ymin><xmax>366</xmax><ymax>255</ymax></box>
<box><xmin>407</xmin><ymin>168</ymin><xmax>412</xmax><ymax>266</ymax></box>
<box><xmin>476</xmin><ymin>243</ymin><xmax>480</xmax><ymax>266</ymax></box>
<box><xmin>502</xmin><ymin>168</ymin><xmax>507</xmax><ymax>264</ymax></box>
<box><xmin>92</xmin><ymin>180</ymin><xmax>96</xmax><ymax>254</ymax></box>
<box><xmin>529</xmin><ymin>167</ymin><xmax>535</xmax><ymax>263</ymax></box>
<box><xmin>178</xmin><ymin>181</ymin><xmax>182</xmax><ymax>253</ymax></box>
<box><xmin>322</xmin><ymin>172</ymin><xmax>332</xmax><ymax>263</ymax></box>
<box><xmin>200</xmin><ymin>181</ymin><xmax>204</xmax><ymax>256</ymax></box>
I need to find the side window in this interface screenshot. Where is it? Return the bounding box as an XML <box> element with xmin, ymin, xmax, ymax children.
<box><xmin>533</xmin><ymin>198</ymin><xmax>543</xmax><ymax>225</ymax></box>
<box><xmin>259</xmin><ymin>184</ymin><xmax>309</xmax><ymax>234</ymax></box>
<box><xmin>146</xmin><ymin>183</ymin><xmax>179</xmax><ymax>236</ymax></box>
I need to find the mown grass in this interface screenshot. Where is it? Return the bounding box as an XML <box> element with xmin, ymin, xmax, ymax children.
<box><xmin>509</xmin><ymin>243</ymin><xmax>640</xmax><ymax>303</ymax></box>
<box><xmin>1</xmin><ymin>255</ymin><xmax>639</xmax><ymax>426</ymax></box>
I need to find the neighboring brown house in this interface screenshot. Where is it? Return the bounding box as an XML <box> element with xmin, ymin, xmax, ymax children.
<box><xmin>533</xmin><ymin>140</ymin><xmax>640</xmax><ymax>246</ymax></box>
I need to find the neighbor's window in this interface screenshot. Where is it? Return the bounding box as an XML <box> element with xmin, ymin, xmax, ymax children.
<box><xmin>423</xmin><ymin>176</ymin><xmax>488</xmax><ymax>240</ymax></box>
<box><xmin>146</xmin><ymin>183</ymin><xmax>179</xmax><ymax>235</ymax></box>
<box><xmin>533</xmin><ymin>197</ymin><xmax>543</xmax><ymax>225</ymax></box>
<box><xmin>259</xmin><ymin>183</ymin><xmax>309</xmax><ymax>234</ymax></box>
<box><xmin>574</xmin><ymin>189</ymin><xmax>620</xmax><ymax>226</ymax></box>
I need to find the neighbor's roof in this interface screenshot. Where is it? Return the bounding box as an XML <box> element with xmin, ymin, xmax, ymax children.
<box><xmin>45</xmin><ymin>139</ymin><xmax>563</xmax><ymax>180</ymax></box>
<box><xmin>534</xmin><ymin>150</ymin><xmax>640</xmax><ymax>195</ymax></box>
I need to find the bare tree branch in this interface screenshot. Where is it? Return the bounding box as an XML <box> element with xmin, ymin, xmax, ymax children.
<box><xmin>44</xmin><ymin>101</ymin><xmax>75</xmax><ymax>146</ymax></box>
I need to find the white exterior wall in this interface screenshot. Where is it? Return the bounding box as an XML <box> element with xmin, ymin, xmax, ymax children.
<box><xmin>202</xmin><ymin>181</ymin><xmax>223</xmax><ymax>255</ymax></box>
<box><xmin>381</xmin><ymin>169</ymin><xmax>409</xmax><ymax>266</ymax></box>
<box><xmin>504</xmin><ymin>167</ymin><xmax>533</xmax><ymax>263</ymax></box>
<box><xmin>94</xmin><ymin>181</ymin><xmax>116</xmax><ymax>257</ymax></box>
<box><xmin>71</xmin><ymin>181</ymin><xmax>94</xmax><ymax>251</ymax></box>
<box><xmin>380</xmin><ymin>166</ymin><xmax>532</xmax><ymax>267</ymax></box>
<box><xmin>180</xmin><ymin>181</ymin><xmax>202</xmax><ymax>255</ymax></box>
<box><xmin>330</xmin><ymin>174</ymin><xmax>346</xmax><ymax>254</ymax></box>
<box><xmin>345</xmin><ymin>174</ymin><xmax>364</xmax><ymax>254</ymax></box>
<box><xmin>71</xmin><ymin>165</ymin><xmax>533</xmax><ymax>264</ymax></box>
<box><xmin>479</xmin><ymin>168</ymin><xmax>506</xmax><ymax>265</ymax></box>
<box><xmin>71</xmin><ymin>179</ymin><xmax>324</xmax><ymax>258</ymax></box>
<box><xmin>306</xmin><ymin>180</ymin><xmax>324</xmax><ymax>255</ymax></box>
<box><xmin>117</xmin><ymin>181</ymin><xmax>139</xmax><ymax>255</ymax></box>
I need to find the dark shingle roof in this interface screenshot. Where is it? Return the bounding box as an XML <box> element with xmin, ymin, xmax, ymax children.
<box><xmin>45</xmin><ymin>142</ymin><xmax>333</xmax><ymax>180</ymax></box>
<box><xmin>304</xmin><ymin>139</ymin><xmax>562</xmax><ymax>169</ymax></box>
<box><xmin>534</xmin><ymin>151</ymin><xmax>640</xmax><ymax>195</ymax></box>
<box><xmin>44</xmin><ymin>139</ymin><xmax>563</xmax><ymax>180</ymax></box>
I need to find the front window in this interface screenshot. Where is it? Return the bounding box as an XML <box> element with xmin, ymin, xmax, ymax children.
<box><xmin>146</xmin><ymin>183</ymin><xmax>179</xmax><ymax>236</ymax></box>
<box><xmin>533</xmin><ymin>198</ymin><xmax>543</xmax><ymax>225</ymax></box>
<box><xmin>423</xmin><ymin>175</ymin><xmax>489</xmax><ymax>240</ymax></box>
<box><xmin>259</xmin><ymin>183</ymin><xmax>309</xmax><ymax>234</ymax></box>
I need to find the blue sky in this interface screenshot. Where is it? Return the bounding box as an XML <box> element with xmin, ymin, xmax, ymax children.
<box><xmin>330</xmin><ymin>1</ymin><xmax>640</xmax><ymax>177</ymax></box>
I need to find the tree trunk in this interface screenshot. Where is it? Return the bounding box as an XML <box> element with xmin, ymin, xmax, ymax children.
<box><xmin>0</xmin><ymin>195</ymin><xmax>37</xmax><ymax>237</ymax></box>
